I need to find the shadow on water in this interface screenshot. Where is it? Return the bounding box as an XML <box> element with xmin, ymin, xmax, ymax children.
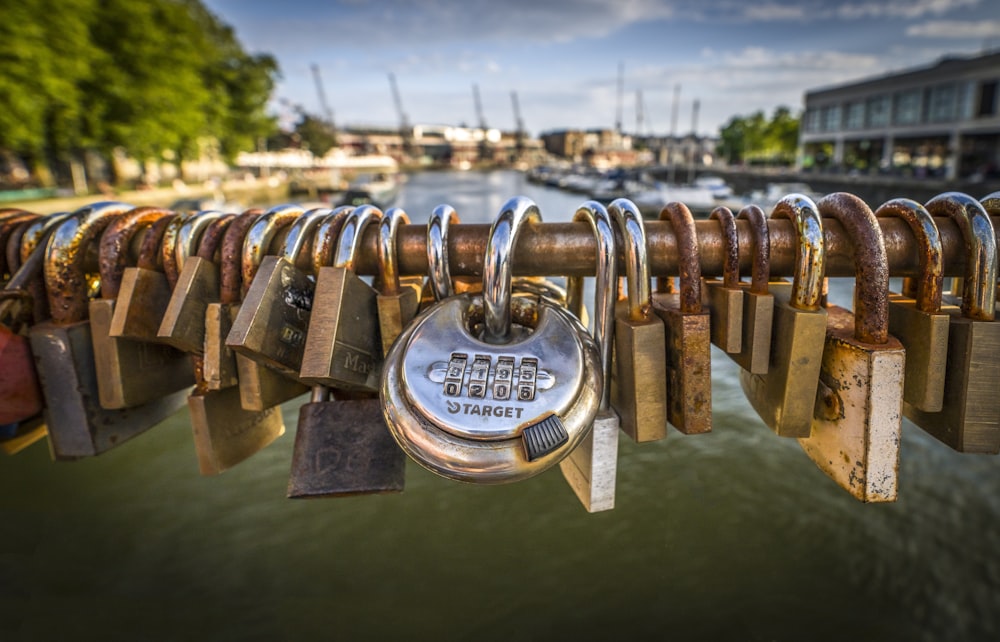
<box><xmin>1</xmin><ymin>171</ymin><xmax>999</xmax><ymax>640</ymax></box>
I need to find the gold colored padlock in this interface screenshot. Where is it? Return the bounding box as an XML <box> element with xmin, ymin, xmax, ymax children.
<box><xmin>608</xmin><ymin>198</ymin><xmax>668</xmax><ymax>443</ymax></box>
<box><xmin>728</xmin><ymin>204</ymin><xmax>774</xmax><ymax>375</ymax></box>
<box><xmin>703</xmin><ymin>206</ymin><xmax>742</xmax><ymax>353</ymax></box>
<box><xmin>651</xmin><ymin>201</ymin><xmax>712</xmax><ymax>434</ymax></box>
<box><xmin>376</xmin><ymin>207</ymin><xmax>420</xmax><ymax>357</ymax></box>
<box><xmin>799</xmin><ymin>193</ymin><xmax>905</xmax><ymax>503</ymax></box>
<box><xmin>739</xmin><ymin>194</ymin><xmax>827</xmax><ymax>438</ymax></box>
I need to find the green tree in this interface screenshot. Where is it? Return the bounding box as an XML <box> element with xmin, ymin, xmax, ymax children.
<box><xmin>717</xmin><ymin>106</ymin><xmax>800</xmax><ymax>166</ymax></box>
<box><xmin>294</xmin><ymin>114</ymin><xmax>338</xmax><ymax>157</ymax></box>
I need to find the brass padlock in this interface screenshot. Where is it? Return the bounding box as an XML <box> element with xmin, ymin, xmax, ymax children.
<box><xmin>651</xmin><ymin>202</ymin><xmax>712</xmax><ymax>434</ymax></box>
<box><xmin>905</xmin><ymin>192</ymin><xmax>1000</xmax><ymax>453</ymax></box>
<box><xmin>559</xmin><ymin>200</ymin><xmax>619</xmax><ymax>512</ymax></box>
<box><xmin>230</xmin><ymin>204</ymin><xmax>310</xmax><ymax>411</ymax></box>
<box><xmin>29</xmin><ymin>202</ymin><xmax>191</xmax><ymax>459</ymax></box>
<box><xmin>381</xmin><ymin>196</ymin><xmax>601</xmax><ymax>483</ymax></box>
<box><xmin>90</xmin><ymin>209</ymin><xmax>195</xmax><ymax>409</ymax></box>
<box><xmin>739</xmin><ymin>194</ymin><xmax>827</xmax><ymax>438</ymax></box>
<box><xmin>157</xmin><ymin>214</ymin><xmax>236</xmax><ymax>353</ymax></box>
<box><xmin>703</xmin><ymin>206</ymin><xmax>742</xmax><ymax>353</ymax></box>
<box><xmin>9</xmin><ymin>212</ymin><xmax>73</xmax><ymax>324</ymax></box>
<box><xmin>874</xmin><ymin>198</ymin><xmax>951</xmax><ymax>413</ymax></box>
<box><xmin>377</xmin><ymin>207</ymin><xmax>421</xmax><ymax>357</ymax></box>
<box><xmin>289</xmin><ymin>209</ymin><xmax>406</xmax><ymax>498</ymax></box>
<box><xmin>226</xmin><ymin>207</ymin><xmax>337</xmax><ymax>378</ymax></box>
<box><xmin>300</xmin><ymin>204</ymin><xmax>384</xmax><ymax>391</ymax></box>
<box><xmin>727</xmin><ymin>205</ymin><xmax>774</xmax><ymax>375</ymax></box>
<box><xmin>111</xmin><ymin>210</ymin><xmax>225</xmax><ymax>341</ymax></box>
<box><xmin>608</xmin><ymin>198</ymin><xmax>669</xmax><ymax>443</ymax></box>
<box><xmin>798</xmin><ymin>193</ymin><xmax>905</xmax><ymax>503</ymax></box>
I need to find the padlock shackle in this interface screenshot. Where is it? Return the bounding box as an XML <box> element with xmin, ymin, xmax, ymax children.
<box><xmin>710</xmin><ymin>206</ymin><xmax>739</xmax><ymax>289</ymax></box>
<box><xmin>99</xmin><ymin>207</ymin><xmax>173</xmax><ymax>300</ymax></box>
<box><xmin>334</xmin><ymin>204</ymin><xmax>381</xmax><ymax>270</ymax></box>
<box><xmin>818</xmin><ymin>193</ymin><xmax>890</xmax><ymax>344</ymax></box>
<box><xmin>608</xmin><ymin>198</ymin><xmax>651</xmax><ymax>323</ymax></box>
<box><xmin>771</xmin><ymin>194</ymin><xmax>824</xmax><ymax>312</ymax></box>
<box><xmin>482</xmin><ymin>196</ymin><xmax>542</xmax><ymax>342</ymax></box>
<box><xmin>220</xmin><ymin>210</ymin><xmax>263</xmax><ymax>305</ymax></box>
<box><xmin>926</xmin><ymin>192</ymin><xmax>997</xmax><ymax>321</ymax></box>
<box><xmin>737</xmin><ymin>204</ymin><xmax>771</xmax><ymax>294</ymax></box>
<box><xmin>136</xmin><ymin>214</ymin><xmax>181</xmax><ymax>272</ymax></box>
<box><xmin>194</xmin><ymin>214</ymin><xmax>236</xmax><ymax>262</ymax></box>
<box><xmin>311</xmin><ymin>207</ymin><xmax>353</xmax><ymax>274</ymax></box>
<box><xmin>874</xmin><ymin>199</ymin><xmax>943</xmax><ymax>314</ymax></box>
<box><xmin>567</xmin><ymin>201</ymin><xmax>616</xmax><ymax>408</ymax></box>
<box><xmin>658</xmin><ymin>202</ymin><xmax>702</xmax><ymax>314</ymax></box>
<box><xmin>18</xmin><ymin>212</ymin><xmax>72</xmax><ymax>266</ymax></box>
<box><xmin>241</xmin><ymin>204</ymin><xmax>305</xmax><ymax>298</ymax></box>
<box><xmin>174</xmin><ymin>211</ymin><xmax>229</xmax><ymax>272</ymax></box>
<box><xmin>427</xmin><ymin>204</ymin><xmax>460</xmax><ymax>301</ymax></box>
<box><xmin>281</xmin><ymin>207</ymin><xmax>333</xmax><ymax>266</ymax></box>
<box><xmin>378</xmin><ymin>208</ymin><xmax>410</xmax><ymax>296</ymax></box>
<box><xmin>45</xmin><ymin>202</ymin><xmax>134</xmax><ymax>325</ymax></box>
<box><xmin>0</xmin><ymin>212</ymin><xmax>38</xmax><ymax>276</ymax></box>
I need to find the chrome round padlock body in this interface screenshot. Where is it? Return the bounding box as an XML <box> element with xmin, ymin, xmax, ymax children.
<box><xmin>381</xmin><ymin>293</ymin><xmax>602</xmax><ymax>484</ymax></box>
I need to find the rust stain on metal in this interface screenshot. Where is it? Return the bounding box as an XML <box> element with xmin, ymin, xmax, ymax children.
<box><xmin>659</xmin><ymin>202</ymin><xmax>702</xmax><ymax>313</ymax></box>
<box><xmin>926</xmin><ymin>192</ymin><xmax>997</xmax><ymax>321</ymax></box>
<box><xmin>874</xmin><ymin>198</ymin><xmax>942</xmax><ymax>314</ymax></box>
<box><xmin>738</xmin><ymin>204</ymin><xmax>772</xmax><ymax>295</ymax></box>
<box><xmin>195</xmin><ymin>214</ymin><xmax>236</xmax><ymax>262</ymax></box>
<box><xmin>710</xmin><ymin>206</ymin><xmax>739</xmax><ymax>288</ymax></box>
<box><xmin>100</xmin><ymin>207</ymin><xmax>172</xmax><ymax>300</ymax></box>
<box><xmin>220</xmin><ymin>211</ymin><xmax>262</xmax><ymax>305</ymax></box>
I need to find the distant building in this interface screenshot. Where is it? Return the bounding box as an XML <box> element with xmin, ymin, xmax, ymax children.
<box><xmin>799</xmin><ymin>50</ymin><xmax>1000</xmax><ymax>180</ymax></box>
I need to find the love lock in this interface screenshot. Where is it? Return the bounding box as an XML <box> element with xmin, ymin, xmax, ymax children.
<box><xmin>381</xmin><ymin>196</ymin><xmax>602</xmax><ymax>483</ymax></box>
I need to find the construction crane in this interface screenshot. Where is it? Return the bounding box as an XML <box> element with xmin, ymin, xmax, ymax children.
<box><xmin>310</xmin><ymin>63</ymin><xmax>336</xmax><ymax>132</ymax></box>
<box><xmin>635</xmin><ymin>89</ymin><xmax>644</xmax><ymax>136</ymax></box>
<box><xmin>615</xmin><ymin>61</ymin><xmax>624</xmax><ymax>135</ymax></box>
<box><xmin>511</xmin><ymin>91</ymin><xmax>525</xmax><ymax>153</ymax></box>
<box><xmin>387</xmin><ymin>72</ymin><xmax>413</xmax><ymax>153</ymax></box>
<box><xmin>473</xmin><ymin>84</ymin><xmax>487</xmax><ymax>131</ymax></box>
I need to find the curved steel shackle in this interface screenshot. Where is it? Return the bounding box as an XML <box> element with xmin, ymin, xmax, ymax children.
<box><xmin>427</xmin><ymin>204</ymin><xmax>461</xmax><ymax>301</ymax></box>
<box><xmin>926</xmin><ymin>192</ymin><xmax>996</xmax><ymax>321</ymax></box>
<box><xmin>770</xmin><ymin>194</ymin><xmax>825</xmax><ymax>312</ymax></box>
<box><xmin>607</xmin><ymin>198</ymin><xmax>650</xmax><ymax>323</ymax></box>
<box><xmin>334</xmin><ymin>204</ymin><xmax>382</xmax><ymax>270</ymax></box>
<box><xmin>482</xmin><ymin>196</ymin><xmax>542</xmax><ymax>343</ymax></box>
<box><xmin>379</xmin><ymin>207</ymin><xmax>410</xmax><ymax>295</ymax></box>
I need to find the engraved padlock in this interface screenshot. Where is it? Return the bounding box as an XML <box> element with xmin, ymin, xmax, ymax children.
<box><xmin>727</xmin><ymin>205</ymin><xmax>774</xmax><ymax>374</ymax></box>
<box><xmin>29</xmin><ymin>202</ymin><xmax>190</xmax><ymax>459</ymax></box>
<box><xmin>651</xmin><ymin>201</ymin><xmax>712</xmax><ymax>434</ymax></box>
<box><xmin>558</xmin><ymin>200</ymin><xmax>619</xmax><ymax>512</ymax></box>
<box><xmin>703</xmin><ymin>206</ymin><xmax>742</xmax><ymax>353</ymax></box>
<box><xmin>874</xmin><ymin>198</ymin><xmax>951</xmax><ymax>412</ymax></box>
<box><xmin>381</xmin><ymin>196</ymin><xmax>602</xmax><ymax>483</ymax></box>
<box><xmin>798</xmin><ymin>193</ymin><xmax>905</xmax><ymax>503</ymax></box>
<box><xmin>739</xmin><ymin>194</ymin><xmax>827</xmax><ymax>438</ymax></box>
<box><xmin>90</xmin><ymin>208</ymin><xmax>195</xmax><ymax>409</ymax></box>
<box><xmin>608</xmin><ymin>198</ymin><xmax>669</xmax><ymax>443</ymax></box>
<box><xmin>905</xmin><ymin>192</ymin><xmax>1000</xmax><ymax>453</ymax></box>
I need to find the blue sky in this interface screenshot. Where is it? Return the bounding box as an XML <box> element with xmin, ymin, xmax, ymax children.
<box><xmin>203</xmin><ymin>0</ymin><xmax>1000</xmax><ymax>137</ymax></box>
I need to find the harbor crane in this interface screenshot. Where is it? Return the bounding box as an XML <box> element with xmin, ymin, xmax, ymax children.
<box><xmin>473</xmin><ymin>84</ymin><xmax>487</xmax><ymax>131</ymax></box>
<box><xmin>511</xmin><ymin>91</ymin><xmax>526</xmax><ymax>153</ymax></box>
<box><xmin>387</xmin><ymin>72</ymin><xmax>413</xmax><ymax>152</ymax></box>
<box><xmin>615</xmin><ymin>61</ymin><xmax>624</xmax><ymax>135</ymax></box>
<box><xmin>310</xmin><ymin>63</ymin><xmax>336</xmax><ymax>131</ymax></box>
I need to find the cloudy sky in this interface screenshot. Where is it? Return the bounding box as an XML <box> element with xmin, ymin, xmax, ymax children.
<box><xmin>203</xmin><ymin>0</ymin><xmax>1000</xmax><ymax>137</ymax></box>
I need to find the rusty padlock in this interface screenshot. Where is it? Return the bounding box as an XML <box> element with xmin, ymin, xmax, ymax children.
<box><xmin>739</xmin><ymin>194</ymin><xmax>827</xmax><ymax>438</ymax></box>
<box><xmin>874</xmin><ymin>198</ymin><xmax>950</xmax><ymax>413</ymax></box>
<box><xmin>798</xmin><ymin>193</ymin><xmax>905</xmax><ymax>503</ymax></box>
<box><xmin>558</xmin><ymin>200</ymin><xmax>619</xmax><ymax>512</ymax></box>
<box><xmin>727</xmin><ymin>205</ymin><xmax>774</xmax><ymax>374</ymax></box>
<box><xmin>703</xmin><ymin>206</ymin><xmax>742</xmax><ymax>353</ymax></box>
<box><xmin>905</xmin><ymin>192</ymin><xmax>1000</xmax><ymax>453</ymax></box>
<box><xmin>90</xmin><ymin>209</ymin><xmax>195</xmax><ymax>409</ymax></box>
<box><xmin>29</xmin><ymin>202</ymin><xmax>191</xmax><ymax>459</ymax></box>
<box><xmin>651</xmin><ymin>202</ymin><xmax>712</xmax><ymax>434</ymax></box>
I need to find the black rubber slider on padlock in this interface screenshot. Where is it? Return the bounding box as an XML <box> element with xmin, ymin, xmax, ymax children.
<box><xmin>522</xmin><ymin>414</ymin><xmax>569</xmax><ymax>461</ymax></box>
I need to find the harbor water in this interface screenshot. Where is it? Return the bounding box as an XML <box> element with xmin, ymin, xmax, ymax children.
<box><xmin>2</xmin><ymin>170</ymin><xmax>999</xmax><ymax>640</ymax></box>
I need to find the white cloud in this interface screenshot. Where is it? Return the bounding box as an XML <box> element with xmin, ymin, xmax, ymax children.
<box><xmin>836</xmin><ymin>0</ymin><xmax>980</xmax><ymax>20</ymax></box>
<box><xmin>906</xmin><ymin>19</ymin><xmax>1000</xmax><ymax>37</ymax></box>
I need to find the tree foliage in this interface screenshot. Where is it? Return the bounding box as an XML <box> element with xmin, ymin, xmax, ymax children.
<box><xmin>0</xmin><ymin>0</ymin><xmax>279</xmax><ymax>184</ymax></box>
<box><xmin>718</xmin><ymin>106</ymin><xmax>800</xmax><ymax>165</ymax></box>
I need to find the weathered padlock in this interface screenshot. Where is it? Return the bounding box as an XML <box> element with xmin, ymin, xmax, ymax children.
<box><xmin>230</xmin><ymin>204</ymin><xmax>311</xmax><ymax>411</ymax></box>
<box><xmin>111</xmin><ymin>210</ymin><xmax>226</xmax><ymax>341</ymax></box>
<box><xmin>226</xmin><ymin>207</ymin><xmax>336</xmax><ymax>378</ymax></box>
<box><xmin>651</xmin><ymin>201</ymin><xmax>712</xmax><ymax>434</ymax></box>
<box><xmin>9</xmin><ymin>212</ymin><xmax>73</xmax><ymax>324</ymax></box>
<box><xmin>156</xmin><ymin>214</ymin><xmax>236</xmax><ymax>353</ymax></box>
<box><xmin>0</xmin><ymin>210</ymin><xmax>38</xmax><ymax>279</ymax></box>
<box><xmin>377</xmin><ymin>208</ymin><xmax>421</xmax><ymax>357</ymax></box>
<box><xmin>381</xmin><ymin>196</ymin><xmax>602</xmax><ymax>483</ymax></box>
<box><xmin>798</xmin><ymin>193</ymin><xmax>905</xmax><ymax>503</ymax></box>
<box><xmin>608</xmin><ymin>198</ymin><xmax>669</xmax><ymax>443</ymax></box>
<box><xmin>727</xmin><ymin>205</ymin><xmax>774</xmax><ymax>374</ymax></box>
<box><xmin>300</xmin><ymin>204</ymin><xmax>384</xmax><ymax>391</ymax></box>
<box><xmin>703</xmin><ymin>206</ymin><xmax>742</xmax><ymax>353</ymax></box>
<box><xmin>288</xmin><ymin>208</ymin><xmax>406</xmax><ymax>498</ymax></box>
<box><xmin>29</xmin><ymin>202</ymin><xmax>191</xmax><ymax>459</ymax></box>
<box><xmin>90</xmin><ymin>209</ymin><xmax>195</xmax><ymax>409</ymax></box>
<box><xmin>874</xmin><ymin>198</ymin><xmax>950</xmax><ymax>412</ymax></box>
<box><xmin>203</xmin><ymin>211</ymin><xmax>262</xmax><ymax>390</ymax></box>
<box><xmin>739</xmin><ymin>194</ymin><xmax>827</xmax><ymax>438</ymax></box>
<box><xmin>558</xmin><ymin>200</ymin><xmax>619</xmax><ymax>512</ymax></box>
<box><xmin>905</xmin><ymin>192</ymin><xmax>1000</xmax><ymax>453</ymax></box>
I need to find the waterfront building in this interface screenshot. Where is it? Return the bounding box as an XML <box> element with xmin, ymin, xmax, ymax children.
<box><xmin>799</xmin><ymin>50</ymin><xmax>1000</xmax><ymax>180</ymax></box>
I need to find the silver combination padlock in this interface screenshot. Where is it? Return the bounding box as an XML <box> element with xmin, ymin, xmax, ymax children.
<box><xmin>380</xmin><ymin>196</ymin><xmax>602</xmax><ymax>483</ymax></box>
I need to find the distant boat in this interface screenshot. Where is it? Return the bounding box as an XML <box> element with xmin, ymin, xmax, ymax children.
<box><xmin>337</xmin><ymin>172</ymin><xmax>400</xmax><ymax>209</ymax></box>
<box><xmin>629</xmin><ymin>181</ymin><xmax>722</xmax><ymax>218</ymax></box>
